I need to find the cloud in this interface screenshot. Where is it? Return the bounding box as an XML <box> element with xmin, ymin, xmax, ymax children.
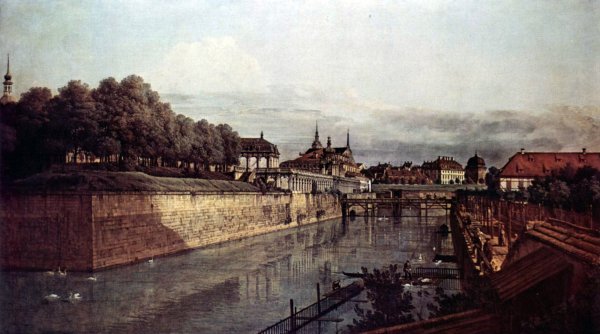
<box><xmin>148</xmin><ymin>37</ymin><xmax>267</xmax><ymax>95</ymax></box>
<box><xmin>163</xmin><ymin>84</ymin><xmax>600</xmax><ymax>170</ymax></box>
<box><xmin>361</xmin><ymin>106</ymin><xmax>600</xmax><ymax>168</ymax></box>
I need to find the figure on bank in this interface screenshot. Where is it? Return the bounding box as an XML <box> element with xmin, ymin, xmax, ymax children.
<box><xmin>403</xmin><ymin>260</ymin><xmax>412</xmax><ymax>279</ymax></box>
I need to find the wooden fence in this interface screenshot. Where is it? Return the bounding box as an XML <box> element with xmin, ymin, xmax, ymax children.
<box><xmin>257</xmin><ymin>281</ymin><xmax>364</xmax><ymax>334</ymax></box>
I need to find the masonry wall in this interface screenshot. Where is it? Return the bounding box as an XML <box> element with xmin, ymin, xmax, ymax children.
<box><xmin>0</xmin><ymin>194</ymin><xmax>93</xmax><ymax>270</ymax></box>
<box><xmin>0</xmin><ymin>192</ymin><xmax>341</xmax><ymax>271</ymax></box>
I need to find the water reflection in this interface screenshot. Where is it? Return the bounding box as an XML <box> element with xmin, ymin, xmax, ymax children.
<box><xmin>0</xmin><ymin>213</ymin><xmax>455</xmax><ymax>333</ymax></box>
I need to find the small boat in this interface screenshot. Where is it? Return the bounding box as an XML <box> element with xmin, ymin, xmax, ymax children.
<box><xmin>342</xmin><ymin>271</ymin><xmax>365</xmax><ymax>278</ymax></box>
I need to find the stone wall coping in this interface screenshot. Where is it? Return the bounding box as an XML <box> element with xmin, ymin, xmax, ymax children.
<box><xmin>1</xmin><ymin>190</ymin><xmax>298</xmax><ymax>196</ymax></box>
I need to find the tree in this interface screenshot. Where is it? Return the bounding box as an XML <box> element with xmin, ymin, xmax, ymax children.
<box><xmin>11</xmin><ymin>87</ymin><xmax>53</xmax><ymax>176</ymax></box>
<box><xmin>547</xmin><ymin>180</ymin><xmax>570</xmax><ymax>208</ymax></box>
<box><xmin>2</xmin><ymin>74</ymin><xmax>242</xmax><ymax>178</ymax></box>
<box><xmin>217</xmin><ymin>123</ymin><xmax>241</xmax><ymax>167</ymax></box>
<box><xmin>485</xmin><ymin>166</ymin><xmax>500</xmax><ymax>190</ymax></box>
<box><xmin>348</xmin><ymin>265</ymin><xmax>415</xmax><ymax>333</ymax></box>
<box><xmin>47</xmin><ymin>80</ymin><xmax>98</xmax><ymax>163</ymax></box>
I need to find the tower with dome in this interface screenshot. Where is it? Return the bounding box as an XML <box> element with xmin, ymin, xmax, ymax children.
<box><xmin>465</xmin><ymin>152</ymin><xmax>487</xmax><ymax>184</ymax></box>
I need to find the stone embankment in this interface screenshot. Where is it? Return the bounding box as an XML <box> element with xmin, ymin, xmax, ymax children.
<box><xmin>0</xmin><ymin>172</ymin><xmax>343</xmax><ymax>271</ymax></box>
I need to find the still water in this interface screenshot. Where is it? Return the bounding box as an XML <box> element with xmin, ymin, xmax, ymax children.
<box><xmin>1</xmin><ymin>213</ymin><xmax>456</xmax><ymax>333</ymax></box>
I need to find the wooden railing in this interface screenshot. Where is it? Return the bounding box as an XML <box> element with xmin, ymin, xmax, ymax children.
<box><xmin>257</xmin><ymin>281</ymin><xmax>364</xmax><ymax>334</ymax></box>
<box><xmin>413</xmin><ymin>267</ymin><xmax>461</xmax><ymax>279</ymax></box>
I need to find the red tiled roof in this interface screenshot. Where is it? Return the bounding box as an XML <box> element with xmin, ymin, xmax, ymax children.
<box><xmin>499</xmin><ymin>152</ymin><xmax>600</xmax><ymax>178</ymax></box>
<box><xmin>525</xmin><ymin>222</ymin><xmax>600</xmax><ymax>265</ymax></box>
<box><xmin>491</xmin><ymin>247</ymin><xmax>571</xmax><ymax>302</ymax></box>
<box><xmin>362</xmin><ymin>309</ymin><xmax>500</xmax><ymax>334</ymax></box>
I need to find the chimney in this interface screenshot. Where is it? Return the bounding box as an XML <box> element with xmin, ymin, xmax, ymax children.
<box><xmin>582</xmin><ymin>148</ymin><xmax>587</xmax><ymax>155</ymax></box>
<box><xmin>520</xmin><ymin>148</ymin><xmax>525</xmax><ymax>155</ymax></box>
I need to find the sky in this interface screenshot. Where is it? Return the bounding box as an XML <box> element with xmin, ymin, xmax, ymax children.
<box><xmin>1</xmin><ymin>0</ymin><xmax>599</xmax><ymax>167</ymax></box>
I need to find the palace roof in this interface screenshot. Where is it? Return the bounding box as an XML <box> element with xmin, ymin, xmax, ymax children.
<box><xmin>240</xmin><ymin>137</ymin><xmax>279</xmax><ymax>155</ymax></box>
<box><xmin>499</xmin><ymin>150</ymin><xmax>600</xmax><ymax>178</ymax></box>
<box><xmin>422</xmin><ymin>156</ymin><xmax>464</xmax><ymax>171</ymax></box>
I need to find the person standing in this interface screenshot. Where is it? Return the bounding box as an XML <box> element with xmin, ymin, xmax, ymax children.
<box><xmin>403</xmin><ymin>260</ymin><xmax>412</xmax><ymax>279</ymax></box>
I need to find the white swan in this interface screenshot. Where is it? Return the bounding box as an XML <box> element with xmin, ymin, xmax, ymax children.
<box><xmin>44</xmin><ymin>293</ymin><xmax>60</xmax><ymax>302</ymax></box>
<box><xmin>68</xmin><ymin>292</ymin><xmax>82</xmax><ymax>302</ymax></box>
<box><xmin>86</xmin><ymin>276</ymin><xmax>97</xmax><ymax>281</ymax></box>
<box><xmin>57</xmin><ymin>267</ymin><xmax>67</xmax><ymax>277</ymax></box>
<box><xmin>148</xmin><ymin>257</ymin><xmax>154</xmax><ymax>264</ymax></box>
<box><xmin>44</xmin><ymin>269</ymin><xmax>55</xmax><ymax>276</ymax></box>
<box><xmin>434</xmin><ymin>260</ymin><xmax>442</xmax><ymax>265</ymax></box>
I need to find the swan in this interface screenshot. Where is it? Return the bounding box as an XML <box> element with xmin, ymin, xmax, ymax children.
<box><xmin>44</xmin><ymin>269</ymin><xmax>55</xmax><ymax>276</ymax></box>
<box><xmin>148</xmin><ymin>257</ymin><xmax>154</xmax><ymax>264</ymax></box>
<box><xmin>44</xmin><ymin>293</ymin><xmax>60</xmax><ymax>302</ymax></box>
<box><xmin>434</xmin><ymin>260</ymin><xmax>442</xmax><ymax>265</ymax></box>
<box><xmin>421</xmin><ymin>278</ymin><xmax>432</xmax><ymax>283</ymax></box>
<box><xmin>68</xmin><ymin>292</ymin><xmax>82</xmax><ymax>302</ymax></box>
<box><xmin>58</xmin><ymin>267</ymin><xmax>67</xmax><ymax>277</ymax></box>
<box><xmin>86</xmin><ymin>276</ymin><xmax>97</xmax><ymax>281</ymax></box>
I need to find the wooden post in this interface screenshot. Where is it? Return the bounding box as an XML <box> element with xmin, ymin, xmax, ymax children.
<box><xmin>507</xmin><ymin>208</ymin><xmax>512</xmax><ymax>250</ymax></box>
<box><xmin>290</xmin><ymin>299</ymin><xmax>295</xmax><ymax>330</ymax></box>
<box><xmin>590</xmin><ymin>204</ymin><xmax>594</xmax><ymax>230</ymax></box>
<box><xmin>317</xmin><ymin>283</ymin><xmax>321</xmax><ymax>314</ymax></box>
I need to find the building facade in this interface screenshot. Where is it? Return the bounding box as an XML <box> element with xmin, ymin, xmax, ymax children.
<box><xmin>421</xmin><ymin>156</ymin><xmax>465</xmax><ymax>184</ymax></box>
<box><xmin>280</xmin><ymin>125</ymin><xmax>359</xmax><ymax>177</ymax></box>
<box><xmin>238</xmin><ymin>132</ymin><xmax>280</xmax><ymax>171</ymax></box>
<box><xmin>499</xmin><ymin>148</ymin><xmax>600</xmax><ymax>191</ymax></box>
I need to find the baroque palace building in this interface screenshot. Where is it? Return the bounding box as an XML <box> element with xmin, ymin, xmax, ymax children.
<box><xmin>421</xmin><ymin>156</ymin><xmax>465</xmax><ymax>184</ymax></box>
<box><xmin>251</xmin><ymin>124</ymin><xmax>363</xmax><ymax>193</ymax></box>
<box><xmin>280</xmin><ymin>124</ymin><xmax>360</xmax><ymax>177</ymax></box>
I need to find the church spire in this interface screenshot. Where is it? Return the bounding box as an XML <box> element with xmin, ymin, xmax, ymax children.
<box><xmin>4</xmin><ymin>54</ymin><xmax>12</xmax><ymax>91</ymax></box>
<box><xmin>311</xmin><ymin>121</ymin><xmax>323</xmax><ymax>150</ymax></box>
<box><xmin>1</xmin><ymin>54</ymin><xmax>15</xmax><ymax>104</ymax></box>
<box><xmin>346</xmin><ymin>129</ymin><xmax>350</xmax><ymax>149</ymax></box>
<box><xmin>5</xmin><ymin>54</ymin><xmax>10</xmax><ymax>79</ymax></box>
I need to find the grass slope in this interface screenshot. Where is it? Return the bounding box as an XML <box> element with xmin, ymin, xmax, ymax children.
<box><xmin>9</xmin><ymin>171</ymin><xmax>260</xmax><ymax>193</ymax></box>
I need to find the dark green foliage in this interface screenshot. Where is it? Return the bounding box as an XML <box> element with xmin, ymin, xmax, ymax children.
<box><xmin>347</xmin><ymin>265</ymin><xmax>415</xmax><ymax>333</ymax></box>
<box><xmin>527</xmin><ymin>166</ymin><xmax>600</xmax><ymax>213</ymax></box>
<box><xmin>427</xmin><ymin>278</ymin><xmax>496</xmax><ymax>318</ymax></box>
<box><xmin>0</xmin><ymin>75</ymin><xmax>241</xmax><ymax>179</ymax></box>
<box><xmin>1</xmin><ymin>87</ymin><xmax>53</xmax><ymax>178</ymax></box>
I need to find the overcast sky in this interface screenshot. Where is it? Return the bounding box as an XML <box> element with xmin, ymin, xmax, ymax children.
<box><xmin>1</xmin><ymin>1</ymin><xmax>599</xmax><ymax>167</ymax></box>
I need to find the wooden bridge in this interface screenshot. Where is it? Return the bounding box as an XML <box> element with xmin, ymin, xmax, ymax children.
<box><xmin>341</xmin><ymin>194</ymin><xmax>453</xmax><ymax>223</ymax></box>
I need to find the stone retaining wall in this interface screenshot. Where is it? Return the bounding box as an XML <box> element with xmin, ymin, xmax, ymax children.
<box><xmin>0</xmin><ymin>192</ymin><xmax>341</xmax><ymax>271</ymax></box>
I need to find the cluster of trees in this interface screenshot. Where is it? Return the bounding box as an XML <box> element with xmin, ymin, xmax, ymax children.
<box><xmin>527</xmin><ymin>166</ymin><xmax>600</xmax><ymax>212</ymax></box>
<box><xmin>0</xmin><ymin>75</ymin><xmax>241</xmax><ymax>179</ymax></box>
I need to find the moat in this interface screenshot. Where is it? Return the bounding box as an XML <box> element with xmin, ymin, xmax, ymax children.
<box><xmin>0</xmin><ymin>213</ymin><xmax>456</xmax><ymax>333</ymax></box>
